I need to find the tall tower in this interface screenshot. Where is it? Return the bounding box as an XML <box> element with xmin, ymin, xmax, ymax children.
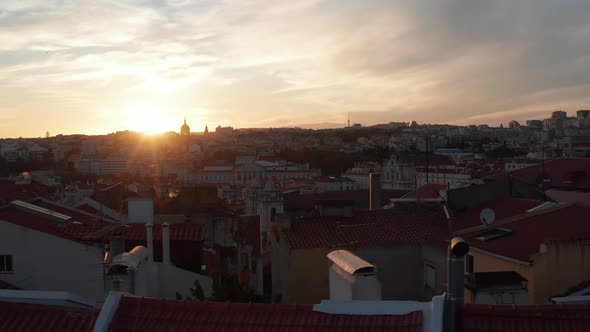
<box><xmin>180</xmin><ymin>117</ymin><xmax>191</xmax><ymax>137</ymax></box>
<box><xmin>257</xmin><ymin>180</ymin><xmax>284</xmax><ymax>243</ymax></box>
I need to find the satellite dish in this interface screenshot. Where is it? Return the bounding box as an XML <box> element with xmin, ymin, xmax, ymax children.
<box><xmin>480</xmin><ymin>208</ymin><xmax>496</xmax><ymax>225</ymax></box>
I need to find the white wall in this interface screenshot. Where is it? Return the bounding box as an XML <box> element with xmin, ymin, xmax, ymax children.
<box><xmin>475</xmin><ymin>289</ymin><xmax>528</xmax><ymax>305</ymax></box>
<box><xmin>0</xmin><ymin>221</ymin><xmax>105</xmax><ymax>305</ymax></box>
<box><xmin>156</xmin><ymin>263</ymin><xmax>213</xmax><ymax>299</ymax></box>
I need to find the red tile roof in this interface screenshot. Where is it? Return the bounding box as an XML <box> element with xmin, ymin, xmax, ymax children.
<box><xmin>463</xmin><ymin>304</ymin><xmax>590</xmax><ymax>332</ymax></box>
<box><xmin>402</xmin><ymin>183</ymin><xmax>446</xmax><ymax>199</ymax></box>
<box><xmin>485</xmin><ymin>158</ymin><xmax>590</xmax><ymax>190</ymax></box>
<box><xmin>464</xmin><ymin>204</ymin><xmax>590</xmax><ymax>262</ymax></box>
<box><xmin>0</xmin><ymin>302</ymin><xmax>99</xmax><ymax>332</ymax></box>
<box><xmin>284</xmin><ymin>189</ymin><xmax>409</xmax><ymax>211</ymax></box>
<box><xmin>0</xmin><ymin>200</ymin><xmax>201</xmax><ymax>244</ymax></box>
<box><xmin>90</xmin><ymin>183</ymin><xmax>140</xmax><ymax>212</ymax></box>
<box><xmin>108</xmin><ymin>296</ymin><xmax>423</xmax><ymax>332</ymax></box>
<box><xmin>0</xmin><ymin>203</ymin><xmax>112</xmax><ymax>244</ymax></box>
<box><xmin>285</xmin><ymin>204</ymin><xmax>447</xmax><ymax>249</ymax></box>
<box><xmin>75</xmin><ymin>203</ymin><xmax>104</xmax><ymax>215</ymax></box>
<box><xmin>450</xmin><ymin>196</ymin><xmax>543</xmax><ymax>232</ymax></box>
<box><xmin>0</xmin><ymin>180</ymin><xmax>53</xmax><ymax>204</ymax></box>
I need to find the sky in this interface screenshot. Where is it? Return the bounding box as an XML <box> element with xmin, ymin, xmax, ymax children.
<box><xmin>1</xmin><ymin>0</ymin><xmax>590</xmax><ymax>138</ymax></box>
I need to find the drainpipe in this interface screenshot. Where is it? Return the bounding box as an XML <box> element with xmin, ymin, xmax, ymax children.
<box><xmin>146</xmin><ymin>223</ymin><xmax>154</xmax><ymax>263</ymax></box>
<box><xmin>444</xmin><ymin>237</ymin><xmax>470</xmax><ymax>332</ymax></box>
<box><xmin>162</xmin><ymin>222</ymin><xmax>171</xmax><ymax>265</ymax></box>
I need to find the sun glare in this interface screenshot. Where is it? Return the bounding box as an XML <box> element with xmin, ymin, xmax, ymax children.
<box><xmin>125</xmin><ymin>107</ymin><xmax>178</xmax><ymax>134</ymax></box>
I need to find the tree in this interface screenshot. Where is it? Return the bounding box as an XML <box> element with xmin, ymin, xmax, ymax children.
<box><xmin>189</xmin><ymin>279</ymin><xmax>205</xmax><ymax>301</ymax></box>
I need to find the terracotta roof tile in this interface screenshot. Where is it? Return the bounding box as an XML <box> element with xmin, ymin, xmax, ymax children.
<box><xmin>108</xmin><ymin>296</ymin><xmax>423</xmax><ymax>332</ymax></box>
<box><xmin>0</xmin><ymin>200</ymin><xmax>201</xmax><ymax>243</ymax></box>
<box><xmin>90</xmin><ymin>183</ymin><xmax>140</xmax><ymax>212</ymax></box>
<box><xmin>284</xmin><ymin>189</ymin><xmax>409</xmax><ymax>211</ymax></box>
<box><xmin>402</xmin><ymin>183</ymin><xmax>447</xmax><ymax>199</ymax></box>
<box><xmin>465</xmin><ymin>205</ymin><xmax>590</xmax><ymax>262</ymax></box>
<box><xmin>485</xmin><ymin>158</ymin><xmax>590</xmax><ymax>190</ymax></box>
<box><xmin>285</xmin><ymin>204</ymin><xmax>447</xmax><ymax>249</ymax></box>
<box><xmin>463</xmin><ymin>304</ymin><xmax>590</xmax><ymax>332</ymax></box>
<box><xmin>0</xmin><ymin>180</ymin><xmax>53</xmax><ymax>204</ymax></box>
<box><xmin>0</xmin><ymin>302</ymin><xmax>98</xmax><ymax>332</ymax></box>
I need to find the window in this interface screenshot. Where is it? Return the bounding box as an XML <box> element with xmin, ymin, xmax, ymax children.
<box><xmin>465</xmin><ymin>254</ymin><xmax>474</xmax><ymax>274</ymax></box>
<box><xmin>0</xmin><ymin>255</ymin><xmax>13</xmax><ymax>273</ymax></box>
<box><xmin>424</xmin><ymin>262</ymin><xmax>436</xmax><ymax>289</ymax></box>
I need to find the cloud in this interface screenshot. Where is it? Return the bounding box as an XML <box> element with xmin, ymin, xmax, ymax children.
<box><xmin>1</xmin><ymin>0</ymin><xmax>590</xmax><ymax>137</ymax></box>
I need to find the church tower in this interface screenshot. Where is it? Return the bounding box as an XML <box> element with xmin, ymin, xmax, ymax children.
<box><xmin>180</xmin><ymin>117</ymin><xmax>191</xmax><ymax>137</ymax></box>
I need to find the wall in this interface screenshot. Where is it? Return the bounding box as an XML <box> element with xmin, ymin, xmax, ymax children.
<box><xmin>472</xmin><ymin>242</ymin><xmax>590</xmax><ymax>304</ymax></box>
<box><xmin>282</xmin><ymin>245</ymin><xmax>426</xmax><ymax>305</ymax></box>
<box><xmin>354</xmin><ymin>246</ymin><xmax>424</xmax><ymax>301</ymax></box>
<box><xmin>156</xmin><ymin>263</ymin><xmax>213</xmax><ymax>299</ymax></box>
<box><xmin>474</xmin><ymin>288</ymin><xmax>528</xmax><ymax>305</ymax></box>
<box><xmin>422</xmin><ymin>245</ymin><xmax>448</xmax><ymax>300</ymax></box>
<box><xmin>0</xmin><ymin>221</ymin><xmax>106</xmax><ymax>305</ymax></box>
<box><xmin>533</xmin><ymin>241</ymin><xmax>590</xmax><ymax>304</ymax></box>
<box><xmin>288</xmin><ymin>248</ymin><xmax>332</xmax><ymax>304</ymax></box>
<box><xmin>470</xmin><ymin>248</ymin><xmax>533</xmax><ymax>302</ymax></box>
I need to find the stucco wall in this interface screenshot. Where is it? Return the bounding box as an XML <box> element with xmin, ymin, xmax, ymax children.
<box><xmin>471</xmin><ymin>242</ymin><xmax>590</xmax><ymax>304</ymax></box>
<box><xmin>422</xmin><ymin>245</ymin><xmax>448</xmax><ymax>299</ymax></box>
<box><xmin>283</xmin><ymin>245</ymin><xmax>427</xmax><ymax>305</ymax></box>
<box><xmin>533</xmin><ymin>241</ymin><xmax>590</xmax><ymax>303</ymax></box>
<box><xmin>0</xmin><ymin>220</ymin><xmax>106</xmax><ymax>304</ymax></box>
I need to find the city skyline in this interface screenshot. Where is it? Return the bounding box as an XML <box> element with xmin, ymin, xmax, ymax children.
<box><xmin>2</xmin><ymin>0</ymin><xmax>590</xmax><ymax>138</ymax></box>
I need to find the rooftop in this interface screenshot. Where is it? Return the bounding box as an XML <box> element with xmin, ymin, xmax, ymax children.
<box><xmin>461</xmin><ymin>204</ymin><xmax>590</xmax><ymax>262</ymax></box>
<box><xmin>284</xmin><ymin>189</ymin><xmax>409</xmax><ymax>211</ymax></box>
<box><xmin>90</xmin><ymin>183</ymin><xmax>140</xmax><ymax>212</ymax></box>
<box><xmin>285</xmin><ymin>204</ymin><xmax>447</xmax><ymax>249</ymax></box>
<box><xmin>107</xmin><ymin>295</ymin><xmax>423</xmax><ymax>332</ymax></box>
<box><xmin>485</xmin><ymin>158</ymin><xmax>590</xmax><ymax>191</ymax></box>
<box><xmin>462</xmin><ymin>304</ymin><xmax>590</xmax><ymax>332</ymax></box>
<box><xmin>0</xmin><ymin>302</ymin><xmax>99</xmax><ymax>332</ymax></box>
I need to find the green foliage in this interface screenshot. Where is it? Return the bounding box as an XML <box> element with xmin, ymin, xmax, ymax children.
<box><xmin>189</xmin><ymin>280</ymin><xmax>206</xmax><ymax>301</ymax></box>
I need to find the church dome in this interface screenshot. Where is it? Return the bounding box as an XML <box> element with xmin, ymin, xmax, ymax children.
<box><xmin>180</xmin><ymin>117</ymin><xmax>191</xmax><ymax>136</ymax></box>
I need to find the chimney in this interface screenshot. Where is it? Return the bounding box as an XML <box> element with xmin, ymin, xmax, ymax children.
<box><xmin>445</xmin><ymin>237</ymin><xmax>470</xmax><ymax>332</ymax></box>
<box><xmin>327</xmin><ymin>250</ymin><xmax>381</xmax><ymax>301</ymax></box>
<box><xmin>162</xmin><ymin>222</ymin><xmax>171</xmax><ymax>265</ymax></box>
<box><xmin>146</xmin><ymin>223</ymin><xmax>154</xmax><ymax>263</ymax></box>
<box><xmin>127</xmin><ymin>198</ymin><xmax>154</xmax><ymax>224</ymax></box>
<box><xmin>369</xmin><ymin>173</ymin><xmax>381</xmax><ymax>211</ymax></box>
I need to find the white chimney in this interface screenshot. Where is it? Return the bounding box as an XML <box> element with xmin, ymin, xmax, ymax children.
<box><xmin>146</xmin><ymin>223</ymin><xmax>154</xmax><ymax>263</ymax></box>
<box><xmin>327</xmin><ymin>250</ymin><xmax>381</xmax><ymax>301</ymax></box>
<box><xmin>128</xmin><ymin>198</ymin><xmax>154</xmax><ymax>225</ymax></box>
<box><xmin>162</xmin><ymin>222</ymin><xmax>171</xmax><ymax>265</ymax></box>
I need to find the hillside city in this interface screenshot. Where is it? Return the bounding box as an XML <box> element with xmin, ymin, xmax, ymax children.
<box><xmin>2</xmin><ymin>109</ymin><xmax>590</xmax><ymax>331</ymax></box>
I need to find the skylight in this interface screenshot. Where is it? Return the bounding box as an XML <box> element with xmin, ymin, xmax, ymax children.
<box><xmin>474</xmin><ymin>228</ymin><xmax>514</xmax><ymax>242</ymax></box>
<box><xmin>10</xmin><ymin>200</ymin><xmax>72</xmax><ymax>222</ymax></box>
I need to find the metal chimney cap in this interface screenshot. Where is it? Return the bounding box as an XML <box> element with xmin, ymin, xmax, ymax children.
<box><xmin>450</xmin><ymin>237</ymin><xmax>470</xmax><ymax>257</ymax></box>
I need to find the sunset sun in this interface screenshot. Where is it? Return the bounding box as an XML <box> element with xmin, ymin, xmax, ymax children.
<box><xmin>125</xmin><ymin>107</ymin><xmax>178</xmax><ymax>134</ymax></box>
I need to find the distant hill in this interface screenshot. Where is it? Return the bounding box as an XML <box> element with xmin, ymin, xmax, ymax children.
<box><xmin>288</xmin><ymin>122</ymin><xmax>346</xmax><ymax>129</ymax></box>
